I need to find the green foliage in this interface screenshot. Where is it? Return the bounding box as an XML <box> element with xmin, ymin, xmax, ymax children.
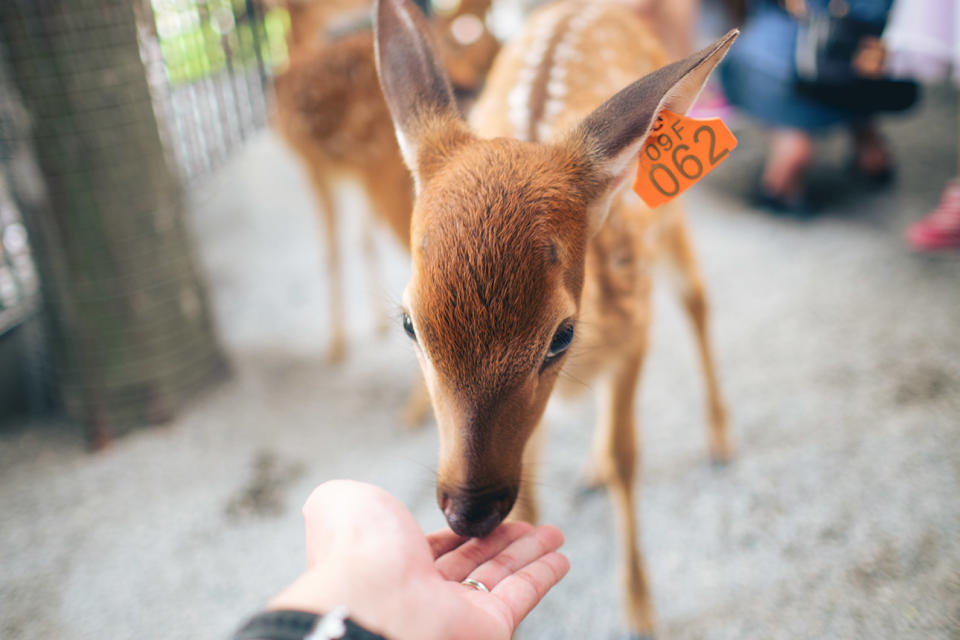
<box><xmin>152</xmin><ymin>1</ymin><xmax>290</xmax><ymax>86</ymax></box>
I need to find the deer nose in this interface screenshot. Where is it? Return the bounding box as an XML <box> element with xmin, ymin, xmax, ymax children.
<box><xmin>440</xmin><ymin>487</ymin><xmax>516</xmax><ymax>538</ymax></box>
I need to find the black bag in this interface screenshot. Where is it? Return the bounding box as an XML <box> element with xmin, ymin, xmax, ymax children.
<box><xmin>794</xmin><ymin>7</ymin><xmax>919</xmax><ymax>113</ymax></box>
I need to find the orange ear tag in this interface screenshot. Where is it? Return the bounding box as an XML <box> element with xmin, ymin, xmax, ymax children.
<box><xmin>632</xmin><ymin>110</ymin><xmax>737</xmax><ymax>208</ymax></box>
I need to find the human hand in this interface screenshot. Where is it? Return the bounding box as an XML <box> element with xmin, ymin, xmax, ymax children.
<box><xmin>269</xmin><ymin>480</ymin><xmax>569</xmax><ymax>640</ymax></box>
<box><xmin>781</xmin><ymin>0</ymin><xmax>807</xmax><ymax>19</ymax></box>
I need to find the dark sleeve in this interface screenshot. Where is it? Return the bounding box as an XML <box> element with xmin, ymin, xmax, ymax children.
<box><xmin>232</xmin><ymin>610</ymin><xmax>387</xmax><ymax>640</ymax></box>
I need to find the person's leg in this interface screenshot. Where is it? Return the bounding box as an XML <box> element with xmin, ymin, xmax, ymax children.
<box><xmin>907</xmin><ymin>180</ymin><xmax>960</xmax><ymax>250</ymax></box>
<box><xmin>717</xmin><ymin>6</ymin><xmax>827</xmax><ymax>209</ymax></box>
<box><xmin>906</xmin><ymin>105</ymin><xmax>960</xmax><ymax>251</ymax></box>
<box><xmin>850</xmin><ymin>120</ymin><xmax>894</xmax><ymax>181</ymax></box>
<box><xmin>761</xmin><ymin>128</ymin><xmax>814</xmax><ymax>204</ymax></box>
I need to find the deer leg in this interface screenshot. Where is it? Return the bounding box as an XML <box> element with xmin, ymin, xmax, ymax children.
<box><xmin>360</xmin><ymin>165</ymin><xmax>413</xmax><ymax>250</ymax></box>
<box><xmin>360</xmin><ymin>166</ymin><xmax>413</xmax><ymax>338</ymax></box>
<box><xmin>401</xmin><ymin>374</ymin><xmax>431</xmax><ymax>428</ymax></box>
<box><xmin>595</xmin><ymin>349</ymin><xmax>654</xmax><ymax>636</ymax></box>
<box><xmin>360</xmin><ymin>217</ymin><xmax>391</xmax><ymax>337</ymax></box>
<box><xmin>311</xmin><ymin>173</ymin><xmax>346</xmax><ymax>363</ymax></box>
<box><xmin>359</xmin><ymin>170</ymin><xmax>426</xmax><ymax>427</ymax></box>
<box><xmin>664</xmin><ymin>213</ymin><xmax>730</xmax><ymax>463</ymax></box>
<box><xmin>508</xmin><ymin>421</ymin><xmax>543</xmax><ymax>525</ymax></box>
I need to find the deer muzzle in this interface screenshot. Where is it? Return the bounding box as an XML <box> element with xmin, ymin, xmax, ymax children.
<box><xmin>438</xmin><ymin>484</ymin><xmax>517</xmax><ymax>538</ymax></box>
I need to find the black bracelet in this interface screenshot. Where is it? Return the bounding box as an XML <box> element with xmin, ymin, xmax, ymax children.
<box><xmin>233</xmin><ymin>608</ymin><xmax>386</xmax><ymax>640</ymax></box>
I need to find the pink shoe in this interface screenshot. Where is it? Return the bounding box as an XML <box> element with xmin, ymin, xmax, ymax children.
<box><xmin>907</xmin><ymin>180</ymin><xmax>960</xmax><ymax>251</ymax></box>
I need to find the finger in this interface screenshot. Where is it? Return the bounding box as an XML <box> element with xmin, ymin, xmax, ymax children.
<box><xmin>434</xmin><ymin>521</ymin><xmax>533</xmax><ymax>582</ymax></box>
<box><xmin>490</xmin><ymin>551</ymin><xmax>570</xmax><ymax>627</ymax></box>
<box><xmin>463</xmin><ymin>525</ymin><xmax>564</xmax><ymax>591</ymax></box>
<box><xmin>426</xmin><ymin>528</ymin><xmax>468</xmax><ymax>559</ymax></box>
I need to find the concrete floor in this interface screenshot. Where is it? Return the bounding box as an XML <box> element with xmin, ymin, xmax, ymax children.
<box><xmin>2</xmin><ymin>88</ymin><xmax>959</xmax><ymax>639</ymax></box>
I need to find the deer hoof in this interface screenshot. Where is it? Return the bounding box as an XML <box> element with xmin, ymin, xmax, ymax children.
<box><xmin>710</xmin><ymin>452</ymin><xmax>733</xmax><ymax>468</ymax></box>
<box><xmin>708</xmin><ymin>440</ymin><xmax>733</xmax><ymax>467</ymax></box>
<box><xmin>577</xmin><ymin>460</ymin><xmax>610</xmax><ymax>492</ymax></box>
<box><xmin>573</xmin><ymin>476</ymin><xmax>605</xmax><ymax>504</ymax></box>
<box><xmin>327</xmin><ymin>337</ymin><xmax>347</xmax><ymax>364</ymax></box>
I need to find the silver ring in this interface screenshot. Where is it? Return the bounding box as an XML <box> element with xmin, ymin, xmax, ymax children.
<box><xmin>461</xmin><ymin>577</ymin><xmax>489</xmax><ymax>593</ymax></box>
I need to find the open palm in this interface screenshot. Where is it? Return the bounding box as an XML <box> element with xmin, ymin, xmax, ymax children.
<box><xmin>272</xmin><ymin>480</ymin><xmax>569</xmax><ymax>640</ymax></box>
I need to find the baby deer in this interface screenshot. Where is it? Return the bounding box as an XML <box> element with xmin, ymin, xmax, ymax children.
<box><xmin>272</xmin><ymin>0</ymin><xmax>497</xmax><ymax>362</ymax></box>
<box><xmin>374</xmin><ymin>0</ymin><xmax>736</xmax><ymax>634</ymax></box>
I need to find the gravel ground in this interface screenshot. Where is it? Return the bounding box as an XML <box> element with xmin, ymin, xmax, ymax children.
<box><xmin>2</xmin><ymin>89</ymin><xmax>958</xmax><ymax>640</ymax></box>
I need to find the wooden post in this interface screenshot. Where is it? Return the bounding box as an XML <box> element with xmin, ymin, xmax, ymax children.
<box><xmin>0</xmin><ymin>0</ymin><xmax>229</xmax><ymax>447</ymax></box>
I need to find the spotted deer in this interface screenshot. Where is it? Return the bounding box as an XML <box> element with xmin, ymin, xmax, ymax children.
<box><xmin>374</xmin><ymin>0</ymin><xmax>737</xmax><ymax>634</ymax></box>
<box><xmin>272</xmin><ymin>0</ymin><xmax>497</xmax><ymax>364</ymax></box>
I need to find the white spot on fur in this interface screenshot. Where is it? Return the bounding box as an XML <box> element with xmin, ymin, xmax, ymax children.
<box><xmin>507</xmin><ymin>2</ymin><xmax>613</xmax><ymax>142</ymax></box>
<box><xmin>531</xmin><ymin>3</ymin><xmax>606</xmax><ymax>142</ymax></box>
<box><xmin>508</xmin><ymin>71</ymin><xmax>535</xmax><ymax>139</ymax></box>
<box><xmin>544</xmin><ymin>98</ymin><xmax>565</xmax><ymax>118</ymax></box>
<box><xmin>553</xmin><ymin>41</ymin><xmax>580</xmax><ymax>64</ymax></box>
<box><xmin>537</xmin><ymin>121</ymin><xmax>553</xmax><ymax>142</ymax></box>
<box><xmin>547</xmin><ymin>79</ymin><xmax>567</xmax><ymax>98</ymax></box>
<box><xmin>508</xmin><ymin>7</ymin><xmax>569</xmax><ymax>140</ymax></box>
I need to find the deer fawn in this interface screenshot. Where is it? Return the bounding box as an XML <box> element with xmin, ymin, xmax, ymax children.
<box><xmin>374</xmin><ymin>0</ymin><xmax>736</xmax><ymax>634</ymax></box>
<box><xmin>272</xmin><ymin>0</ymin><xmax>497</xmax><ymax>363</ymax></box>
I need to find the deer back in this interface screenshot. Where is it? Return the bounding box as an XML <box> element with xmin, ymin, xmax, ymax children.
<box><xmin>471</xmin><ymin>1</ymin><xmax>670</xmax><ymax>144</ymax></box>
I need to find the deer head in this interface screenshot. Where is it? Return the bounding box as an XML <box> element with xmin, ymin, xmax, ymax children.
<box><xmin>430</xmin><ymin>0</ymin><xmax>499</xmax><ymax>91</ymax></box>
<box><xmin>375</xmin><ymin>0</ymin><xmax>736</xmax><ymax>537</ymax></box>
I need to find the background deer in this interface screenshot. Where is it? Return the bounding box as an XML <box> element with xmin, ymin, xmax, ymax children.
<box><xmin>271</xmin><ymin>0</ymin><xmax>498</xmax><ymax>363</ymax></box>
<box><xmin>374</xmin><ymin>0</ymin><xmax>736</xmax><ymax>634</ymax></box>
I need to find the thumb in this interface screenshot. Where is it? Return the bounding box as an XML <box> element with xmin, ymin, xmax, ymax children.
<box><xmin>301</xmin><ymin>480</ymin><xmax>425</xmax><ymax>567</ymax></box>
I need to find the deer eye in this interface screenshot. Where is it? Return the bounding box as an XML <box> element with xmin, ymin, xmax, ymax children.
<box><xmin>545</xmin><ymin>321</ymin><xmax>575</xmax><ymax>361</ymax></box>
<box><xmin>401</xmin><ymin>312</ymin><xmax>416</xmax><ymax>340</ymax></box>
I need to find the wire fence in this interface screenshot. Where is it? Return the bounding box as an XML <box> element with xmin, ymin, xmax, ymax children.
<box><xmin>0</xmin><ymin>55</ymin><xmax>41</xmax><ymax>340</ymax></box>
<box><xmin>0</xmin><ymin>0</ymin><xmax>290</xmax><ymax>426</ymax></box>
<box><xmin>137</xmin><ymin>0</ymin><xmax>288</xmax><ymax>182</ymax></box>
<box><xmin>0</xmin><ymin>180</ymin><xmax>39</xmax><ymax>337</ymax></box>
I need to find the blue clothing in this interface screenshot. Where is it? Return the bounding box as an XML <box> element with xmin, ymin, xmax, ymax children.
<box><xmin>720</xmin><ymin>0</ymin><xmax>894</xmax><ymax>131</ymax></box>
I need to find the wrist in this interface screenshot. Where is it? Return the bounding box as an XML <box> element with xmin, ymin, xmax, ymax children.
<box><xmin>267</xmin><ymin>570</ymin><xmax>385</xmax><ymax>633</ymax></box>
<box><xmin>268</xmin><ymin>565</ymin><xmax>443</xmax><ymax>640</ymax></box>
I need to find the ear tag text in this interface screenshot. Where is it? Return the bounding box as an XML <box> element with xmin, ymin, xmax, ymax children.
<box><xmin>632</xmin><ymin>110</ymin><xmax>737</xmax><ymax>208</ymax></box>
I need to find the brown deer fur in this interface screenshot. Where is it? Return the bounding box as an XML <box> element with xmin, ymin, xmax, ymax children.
<box><xmin>431</xmin><ymin>0</ymin><xmax>501</xmax><ymax>91</ymax></box>
<box><xmin>275</xmin><ymin>31</ymin><xmax>410</xmax><ymax>363</ymax></box>
<box><xmin>375</xmin><ymin>0</ymin><xmax>736</xmax><ymax>634</ymax></box>
<box><xmin>272</xmin><ymin>0</ymin><xmax>497</xmax><ymax>363</ymax></box>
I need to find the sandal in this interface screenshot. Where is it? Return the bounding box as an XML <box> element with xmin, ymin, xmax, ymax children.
<box><xmin>849</xmin><ymin>156</ymin><xmax>895</xmax><ymax>185</ymax></box>
<box><xmin>907</xmin><ymin>180</ymin><xmax>960</xmax><ymax>251</ymax></box>
<box><xmin>850</xmin><ymin>124</ymin><xmax>896</xmax><ymax>185</ymax></box>
<box><xmin>752</xmin><ymin>181</ymin><xmax>813</xmax><ymax>218</ymax></box>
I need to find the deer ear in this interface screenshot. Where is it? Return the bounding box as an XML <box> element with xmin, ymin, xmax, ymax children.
<box><xmin>569</xmin><ymin>29</ymin><xmax>739</xmax><ymax>227</ymax></box>
<box><xmin>375</xmin><ymin>0</ymin><xmax>470</xmax><ymax>190</ymax></box>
